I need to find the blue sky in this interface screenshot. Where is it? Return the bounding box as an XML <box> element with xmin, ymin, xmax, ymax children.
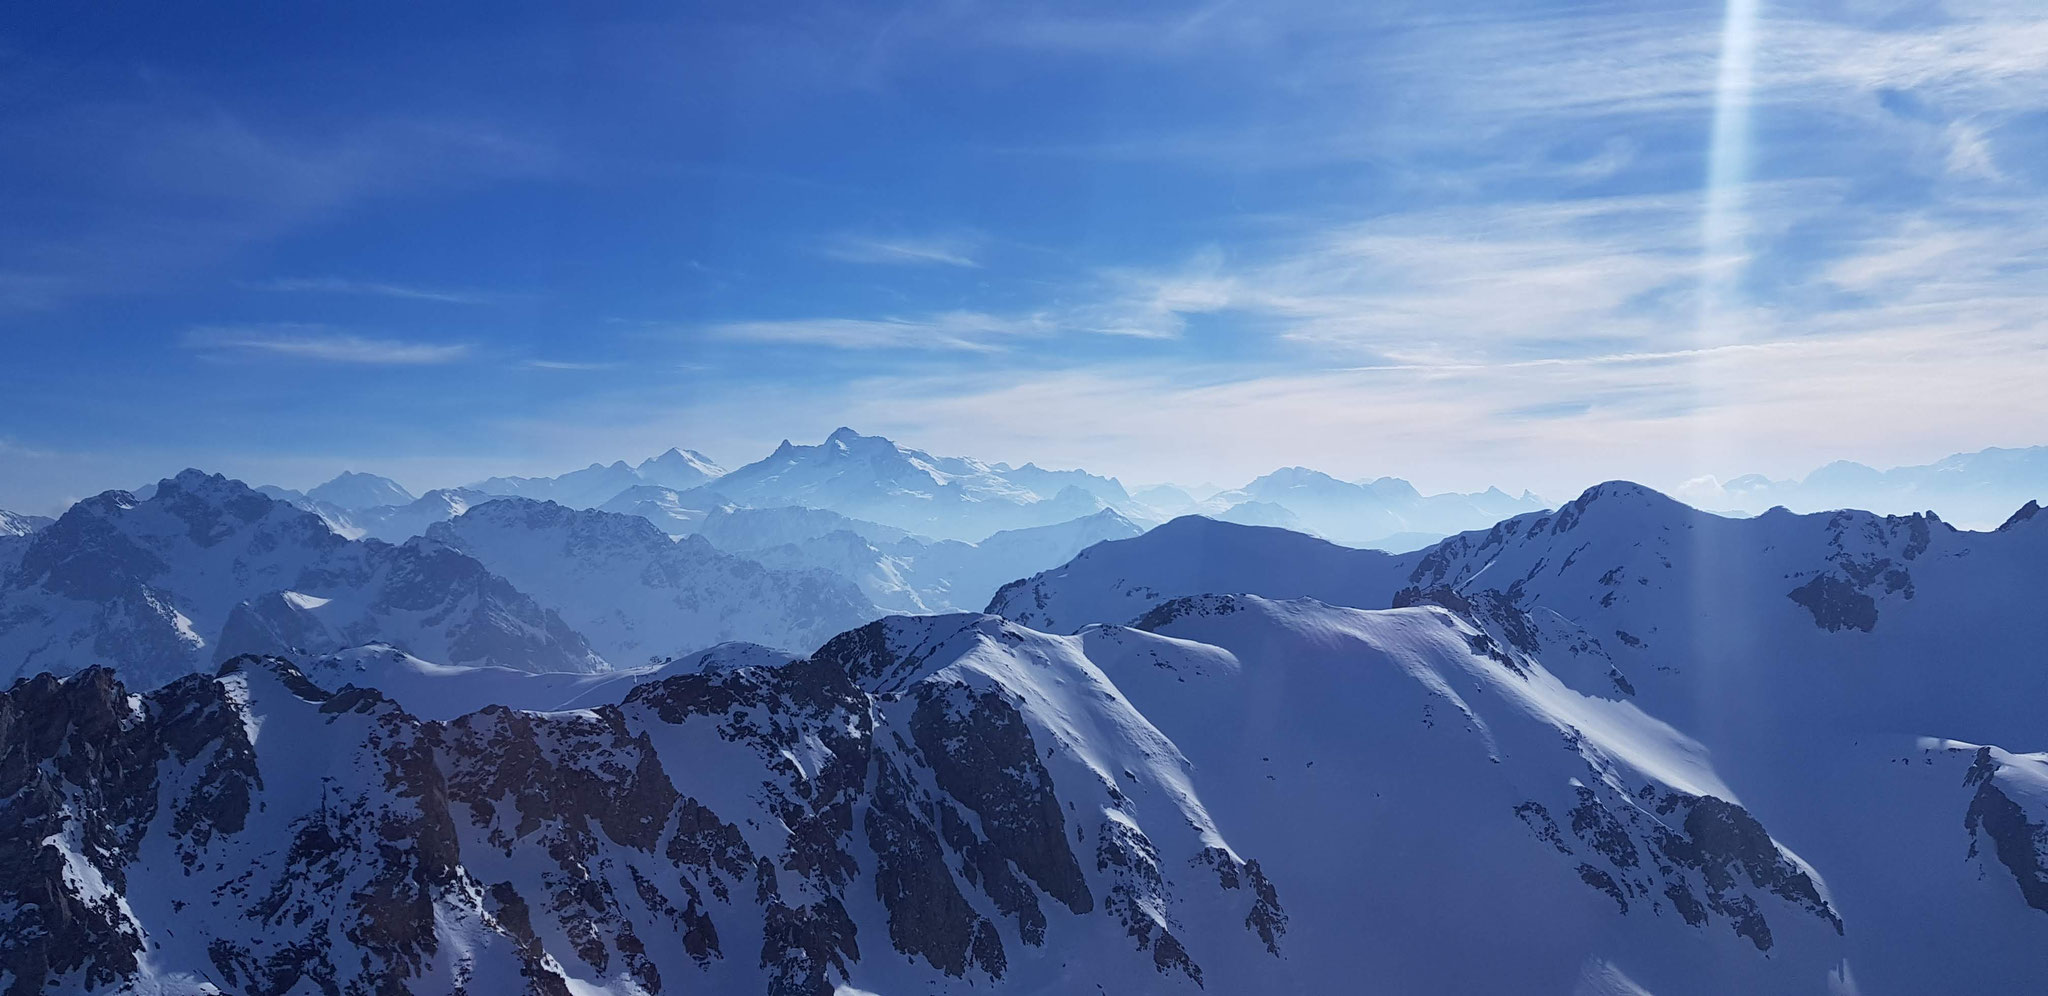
<box><xmin>3</xmin><ymin>0</ymin><xmax>2045</xmax><ymax>514</ymax></box>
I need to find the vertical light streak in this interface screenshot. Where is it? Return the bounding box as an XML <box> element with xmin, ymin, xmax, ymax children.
<box><xmin>1692</xmin><ymin>0</ymin><xmax>1762</xmax><ymax>713</ymax></box>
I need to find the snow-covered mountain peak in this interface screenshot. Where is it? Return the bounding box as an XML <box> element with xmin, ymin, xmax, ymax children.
<box><xmin>811</xmin><ymin>612</ymin><xmax>1021</xmax><ymax>695</ymax></box>
<box><xmin>1999</xmin><ymin>499</ymin><xmax>2043</xmax><ymax>531</ymax></box>
<box><xmin>1249</xmin><ymin>465</ymin><xmax>1347</xmax><ymax>491</ymax></box>
<box><xmin>638</xmin><ymin>446</ymin><xmax>726</xmax><ymax>489</ymax></box>
<box><xmin>1550</xmin><ymin>479</ymin><xmax>1689</xmax><ymax>526</ymax></box>
<box><xmin>305</xmin><ymin>470</ymin><xmax>415</xmax><ymax>511</ymax></box>
<box><xmin>694</xmin><ymin>429</ymin><xmax>1117</xmax><ymax>541</ymax></box>
<box><xmin>152</xmin><ymin>467</ymin><xmax>290</xmax><ymax>530</ymax></box>
<box><xmin>660</xmin><ymin>639</ymin><xmax>796</xmax><ymax>676</ymax></box>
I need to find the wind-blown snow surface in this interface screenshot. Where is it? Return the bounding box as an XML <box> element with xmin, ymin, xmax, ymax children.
<box><xmin>427</xmin><ymin>498</ymin><xmax>882</xmax><ymax>664</ymax></box>
<box><xmin>0</xmin><ymin>470</ymin><xmax>604</xmax><ymax>686</ymax></box>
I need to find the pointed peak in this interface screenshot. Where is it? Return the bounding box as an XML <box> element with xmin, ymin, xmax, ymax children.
<box><xmin>1999</xmin><ymin>500</ymin><xmax>2043</xmax><ymax>532</ymax></box>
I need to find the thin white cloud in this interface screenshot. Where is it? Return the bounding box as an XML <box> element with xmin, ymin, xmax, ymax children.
<box><xmin>1075</xmin><ymin>192</ymin><xmax>1767</xmax><ymax>363</ymax></box>
<box><xmin>523</xmin><ymin>359</ymin><xmax>616</xmax><ymax>371</ymax></box>
<box><xmin>821</xmin><ymin>234</ymin><xmax>981</xmax><ymax>268</ymax></box>
<box><xmin>255</xmin><ymin>276</ymin><xmax>498</xmax><ymax>305</ymax></box>
<box><xmin>710</xmin><ymin>310</ymin><xmax>1055</xmax><ymax>351</ymax></box>
<box><xmin>184</xmin><ymin>326</ymin><xmax>471</xmax><ymax>365</ymax></box>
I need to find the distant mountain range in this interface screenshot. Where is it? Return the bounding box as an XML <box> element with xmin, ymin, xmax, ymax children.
<box><xmin>698</xmin><ymin>504</ymin><xmax>1146</xmax><ymax>613</ymax></box>
<box><xmin>427</xmin><ymin>497</ymin><xmax>880</xmax><ymax>664</ymax></box>
<box><xmin>102</xmin><ymin>429</ymin><xmax>1552</xmax><ymax>555</ymax></box>
<box><xmin>1679</xmin><ymin>444</ymin><xmax>2048</xmax><ymax>528</ymax></box>
<box><xmin>468</xmin><ymin>447</ymin><xmax>727</xmax><ymax>508</ymax></box>
<box><xmin>1168</xmin><ymin>465</ymin><xmax>1546</xmax><ymax>548</ymax></box>
<box><xmin>0</xmin><ymin>470</ymin><xmax>605</xmax><ymax>688</ymax></box>
<box><xmin>0</xmin><ymin>472</ymin><xmax>900</xmax><ymax>684</ymax></box>
<box><xmin>57</xmin><ymin>437</ymin><xmax>2048</xmax><ymax>555</ymax></box>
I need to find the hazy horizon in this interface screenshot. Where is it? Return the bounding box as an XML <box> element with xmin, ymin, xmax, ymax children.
<box><xmin>7</xmin><ymin>429</ymin><xmax>2044</xmax><ymax>532</ymax></box>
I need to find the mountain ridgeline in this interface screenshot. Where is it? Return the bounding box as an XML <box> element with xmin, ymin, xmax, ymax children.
<box><xmin>2</xmin><ymin>442</ymin><xmax>2047</xmax><ymax>993</ymax></box>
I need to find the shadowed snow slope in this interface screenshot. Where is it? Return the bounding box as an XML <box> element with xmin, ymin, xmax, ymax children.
<box><xmin>709</xmin><ymin>506</ymin><xmax>1144</xmax><ymax>613</ymax></box>
<box><xmin>428</xmin><ymin>497</ymin><xmax>883</xmax><ymax>664</ymax></box>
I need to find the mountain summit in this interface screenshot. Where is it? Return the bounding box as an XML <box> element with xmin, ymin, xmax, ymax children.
<box><xmin>689</xmin><ymin>428</ymin><xmax>1125</xmax><ymax>541</ymax></box>
<box><xmin>305</xmin><ymin>470</ymin><xmax>416</xmax><ymax>511</ymax></box>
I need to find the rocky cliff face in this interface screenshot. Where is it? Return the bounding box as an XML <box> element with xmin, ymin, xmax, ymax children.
<box><xmin>0</xmin><ymin>618</ymin><xmax>1285</xmax><ymax>995</ymax></box>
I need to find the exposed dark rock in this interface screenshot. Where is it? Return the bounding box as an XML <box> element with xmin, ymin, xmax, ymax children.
<box><xmin>941</xmin><ymin>802</ymin><xmax>1048</xmax><ymax>944</ymax></box>
<box><xmin>1133</xmin><ymin>594</ymin><xmax>1241</xmax><ymax>632</ymax></box>
<box><xmin>1787</xmin><ymin>575</ymin><xmax>1878</xmax><ymax>633</ymax></box>
<box><xmin>1515</xmin><ymin>801</ymin><xmax>1573</xmax><ymax>855</ymax></box>
<box><xmin>863</xmin><ymin>756</ymin><xmax>1002</xmax><ymax>978</ymax></box>
<box><xmin>1568</xmin><ymin>786</ymin><xmax>1640</xmax><ymax>869</ymax></box>
<box><xmin>910</xmin><ymin>683</ymin><xmax>1093</xmax><ymax>914</ymax></box>
<box><xmin>1578</xmin><ymin>864</ymin><xmax>1628</xmax><ymax>912</ymax></box>
<box><xmin>0</xmin><ymin>668</ymin><xmax>157</xmax><ymax>995</ymax></box>
<box><xmin>1651</xmin><ymin>795</ymin><xmax>1842</xmax><ymax>948</ymax></box>
<box><xmin>759</xmin><ymin>898</ymin><xmax>859</xmax><ymax>996</ymax></box>
<box><xmin>1964</xmin><ymin>747</ymin><xmax>2048</xmax><ymax>915</ymax></box>
<box><xmin>1242</xmin><ymin>859</ymin><xmax>1287</xmax><ymax>956</ymax></box>
<box><xmin>1997</xmin><ymin>500</ymin><xmax>2042</xmax><ymax>532</ymax></box>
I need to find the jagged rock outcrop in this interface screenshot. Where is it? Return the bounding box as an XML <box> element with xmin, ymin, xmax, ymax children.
<box><xmin>0</xmin><ymin>615</ymin><xmax>1285</xmax><ymax>995</ymax></box>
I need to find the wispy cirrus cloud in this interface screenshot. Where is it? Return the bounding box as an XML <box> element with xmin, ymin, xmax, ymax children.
<box><xmin>183</xmin><ymin>325</ymin><xmax>472</xmax><ymax>365</ymax></box>
<box><xmin>253</xmin><ymin>276</ymin><xmax>500</xmax><ymax>305</ymax></box>
<box><xmin>819</xmin><ymin>233</ymin><xmax>981</xmax><ymax>268</ymax></box>
<box><xmin>523</xmin><ymin>359</ymin><xmax>617</xmax><ymax>371</ymax></box>
<box><xmin>711</xmin><ymin>311</ymin><xmax>1051</xmax><ymax>351</ymax></box>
